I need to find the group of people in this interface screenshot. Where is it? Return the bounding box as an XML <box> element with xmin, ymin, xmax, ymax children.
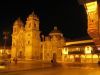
<box><xmin>6</xmin><ymin>54</ymin><xmax>18</xmax><ymax>64</ymax></box>
<box><xmin>7</xmin><ymin>54</ymin><xmax>18</xmax><ymax>64</ymax></box>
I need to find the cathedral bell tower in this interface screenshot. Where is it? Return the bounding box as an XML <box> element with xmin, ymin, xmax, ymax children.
<box><xmin>11</xmin><ymin>18</ymin><xmax>25</xmax><ymax>59</ymax></box>
<box><xmin>25</xmin><ymin>11</ymin><xmax>41</xmax><ymax>60</ymax></box>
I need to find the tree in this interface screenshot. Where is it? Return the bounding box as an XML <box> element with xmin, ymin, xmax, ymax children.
<box><xmin>3</xmin><ymin>31</ymin><xmax>9</xmax><ymax>54</ymax></box>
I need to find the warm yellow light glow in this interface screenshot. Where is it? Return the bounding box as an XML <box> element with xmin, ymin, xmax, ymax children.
<box><xmin>70</xmin><ymin>55</ymin><xmax>74</xmax><ymax>59</ymax></box>
<box><xmin>0</xmin><ymin>66</ymin><xmax>6</xmax><ymax>69</ymax></box>
<box><xmin>62</xmin><ymin>48</ymin><xmax>68</xmax><ymax>54</ymax></box>
<box><xmin>0</xmin><ymin>50</ymin><xmax>2</xmax><ymax>53</ymax></box>
<box><xmin>98</xmin><ymin>56</ymin><xmax>100</xmax><ymax>59</ymax></box>
<box><xmin>86</xmin><ymin>54</ymin><xmax>92</xmax><ymax>58</ymax></box>
<box><xmin>75</xmin><ymin>55</ymin><xmax>79</xmax><ymax>58</ymax></box>
<box><xmin>6</xmin><ymin>50</ymin><xmax>9</xmax><ymax>54</ymax></box>
<box><xmin>66</xmin><ymin>40</ymin><xmax>93</xmax><ymax>46</ymax></box>
<box><xmin>93</xmin><ymin>54</ymin><xmax>98</xmax><ymax>58</ymax></box>
<box><xmin>81</xmin><ymin>55</ymin><xmax>85</xmax><ymax>58</ymax></box>
<box><xmin>85</xmin><ymin>46</ymin><xmax>92</xmax><ymax>54</ymax></box>
<box><xmin>86</xmin><ymin>1</ymin><xmax>97</xmax><ymax>12</ymax></box>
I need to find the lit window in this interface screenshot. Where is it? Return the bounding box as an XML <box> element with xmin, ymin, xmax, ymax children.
<box><xmin>85</xmin><ymin>46</ymin><xmax>92</xmax><ymax>54</ymax></box>
<box><xmin>62</xmin><ymin>48</ymin><xmax>68</xmax><ymax>54</ymax></box>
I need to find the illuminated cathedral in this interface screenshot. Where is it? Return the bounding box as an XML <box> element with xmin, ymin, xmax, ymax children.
<box><xmin>10</xmin><ymin>0</ymin><xmax>100</xmax><ymax>63</ymax></box>
<box><xmin>11</xmin><ymin>12</ymin><xmax>65</xmax><ymax>61</ymax></box>
<box><xmin>11</xmin><ymin>12</ymin><xmax>41</xmax><ymax>60</ymax></box>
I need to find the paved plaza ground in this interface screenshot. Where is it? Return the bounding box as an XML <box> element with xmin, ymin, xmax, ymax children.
<box><xmin>0</xmin><ymin>60</ymin><xmax>100</xmax><ymax>74</ymax></box>
<box><xmin>0</xmin><ymin>60</ymin><xmax>54</xmax><ymax>73</ymax></box>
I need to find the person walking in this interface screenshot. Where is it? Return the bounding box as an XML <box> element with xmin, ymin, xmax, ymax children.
<box><xmin>13</xmin><ymin>58</ymin><xmax>18</xmax><ymax>64</ymax></box>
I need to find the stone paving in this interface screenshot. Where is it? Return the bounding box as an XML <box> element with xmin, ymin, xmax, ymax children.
<box><xmin>0</xmin><ymin>60</ymin><xmax>100</xmax><ymax>73</ymax></box>
<box><xmin>0</xmin><ymin>60</ymin><xmax>53</xmax><ymax>73</ymax></box>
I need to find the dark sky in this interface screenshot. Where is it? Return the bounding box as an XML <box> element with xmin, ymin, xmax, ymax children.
<box><xmin>0</xmin><ymin>0</ymin><xmax>90</xmax><ymax>46</ymax></box>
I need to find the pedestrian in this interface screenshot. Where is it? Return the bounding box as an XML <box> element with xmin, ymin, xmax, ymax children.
<box><xmin>13</xmin><ymin>58</ymin><xmax>18</xmax><ymax>64</ymax></box>
<box><xmin>8</xmin><ymin>54</ymin><xmax>11</xmax><ymax>63</ymax></box>
<box><xmin>15</xmin><ymin>58</ymin><xmax>17</xmax><ymax>64</ymax></box>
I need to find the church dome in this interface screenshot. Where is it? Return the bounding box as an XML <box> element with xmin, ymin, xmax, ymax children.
<box><xmin>49</xmin><ymin>26</ymin><xmax>63</xmax><ymax>36</ymax></box>
<box><xmin>50</xmin><ymin>26</ymin><xmax>60</xmax><ymax>33</ymax></box>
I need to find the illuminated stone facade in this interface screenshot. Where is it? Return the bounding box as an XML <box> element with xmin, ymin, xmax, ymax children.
<box><xmin>62</xmin><ymin>40</ymin><xmax>99</xmax><ymax>63</ymax></box>
<box><xmin>10</xmin><ymin>2</ymin><xmax>100</xmax><ymax>62</ymax></box>
<box><xmin>41</xmin><ymin>26</ymin><xmax>65</xmax><ymax>61</ymax></box>
<box><xmin>84</xmin><ymin>0</ymin><xmax>100</xmax><ymax>48</ymax></box>
<box><xmin>11</xmin><ymin>12</ymin><xmax>65</xmax><ymax>61</ymax></box>
<box><xmin>11</xmin><ymin>18</ymin><xmax>25</xmax><ymax>59</ymax></box>
<box><xmin>11</xmin><ymin>12</ymin><xmax>41</xmax><ymax>60</ymax></box>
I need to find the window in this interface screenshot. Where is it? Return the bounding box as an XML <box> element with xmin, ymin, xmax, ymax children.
<box><xmin>18</xmin><ymin>51</ymin><xmax>22</xmax><ymax>58</ymax></box>
<box><xmin>34</xmin><ymin>22</ymin><xmax>36</xmax><ymax>28</ymax></box>
<box><xmin>28</xmin><ymin>34</ymin><xmax>30</xmax><ymax>36</ymax></box>
<box><xmin>28</xmin><ymin>40</ymin><xmax>30</xmax><ymax>44</ymax></box>
<box><xmin>29</xmin><ymin>23</ymin><xmax>31</xmax><ymax>28</ymax></box>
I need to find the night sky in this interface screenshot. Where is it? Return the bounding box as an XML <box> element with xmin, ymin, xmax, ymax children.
<box><xmin>0</xmin><ymin>0</ymin><xmax>91</xmax><ymax>46</ymax></box>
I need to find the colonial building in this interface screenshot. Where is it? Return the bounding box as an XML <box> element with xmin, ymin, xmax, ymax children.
<box><xmin>11</xmin><ymin>12</ymin><xmax>65</xmax><ymax>61</ymax></box>
<box><xmin>62</xmin><ymin>40</ymin><xmax>99</xmax><ymax>63</ymax></box>
<box><xmin>10</xmin><ymin>0</ymin><xmax>100</xmax><ymax>63</ymax></box>
<box><xmin>11</xmin><ymin>12</ymin><xmax>41</xmax><ymax>60</ymax></box>
<box><xmin>41</xmin><ymin>26</ymin><xmax>65</xmax><ymax>61</ymax></box>
<box><xmin>81</xmin><ymin>0</ymin><xmax>100</xmax><ymax>49</ymax></box>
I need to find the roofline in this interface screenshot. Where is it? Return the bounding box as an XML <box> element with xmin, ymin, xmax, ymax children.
<box><xmin>66</xmin><ymin>39</ymin><xmax>94</xmax><ymax>46</ymax></box>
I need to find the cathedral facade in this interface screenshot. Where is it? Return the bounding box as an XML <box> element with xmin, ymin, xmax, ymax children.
<box><xmin>11</xmin><ymin>12</ymin><xmax>41</xmax><ymax>60</ymax></box>
<box><xmin>11</xmin><ymin>12</ymin><xmax>65</xmax><ymax>61</ymax></box>
<box><xmin>11</xmin><ymin>0</ymin><xmax>100</xmax><ymax>63</ymax></box>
